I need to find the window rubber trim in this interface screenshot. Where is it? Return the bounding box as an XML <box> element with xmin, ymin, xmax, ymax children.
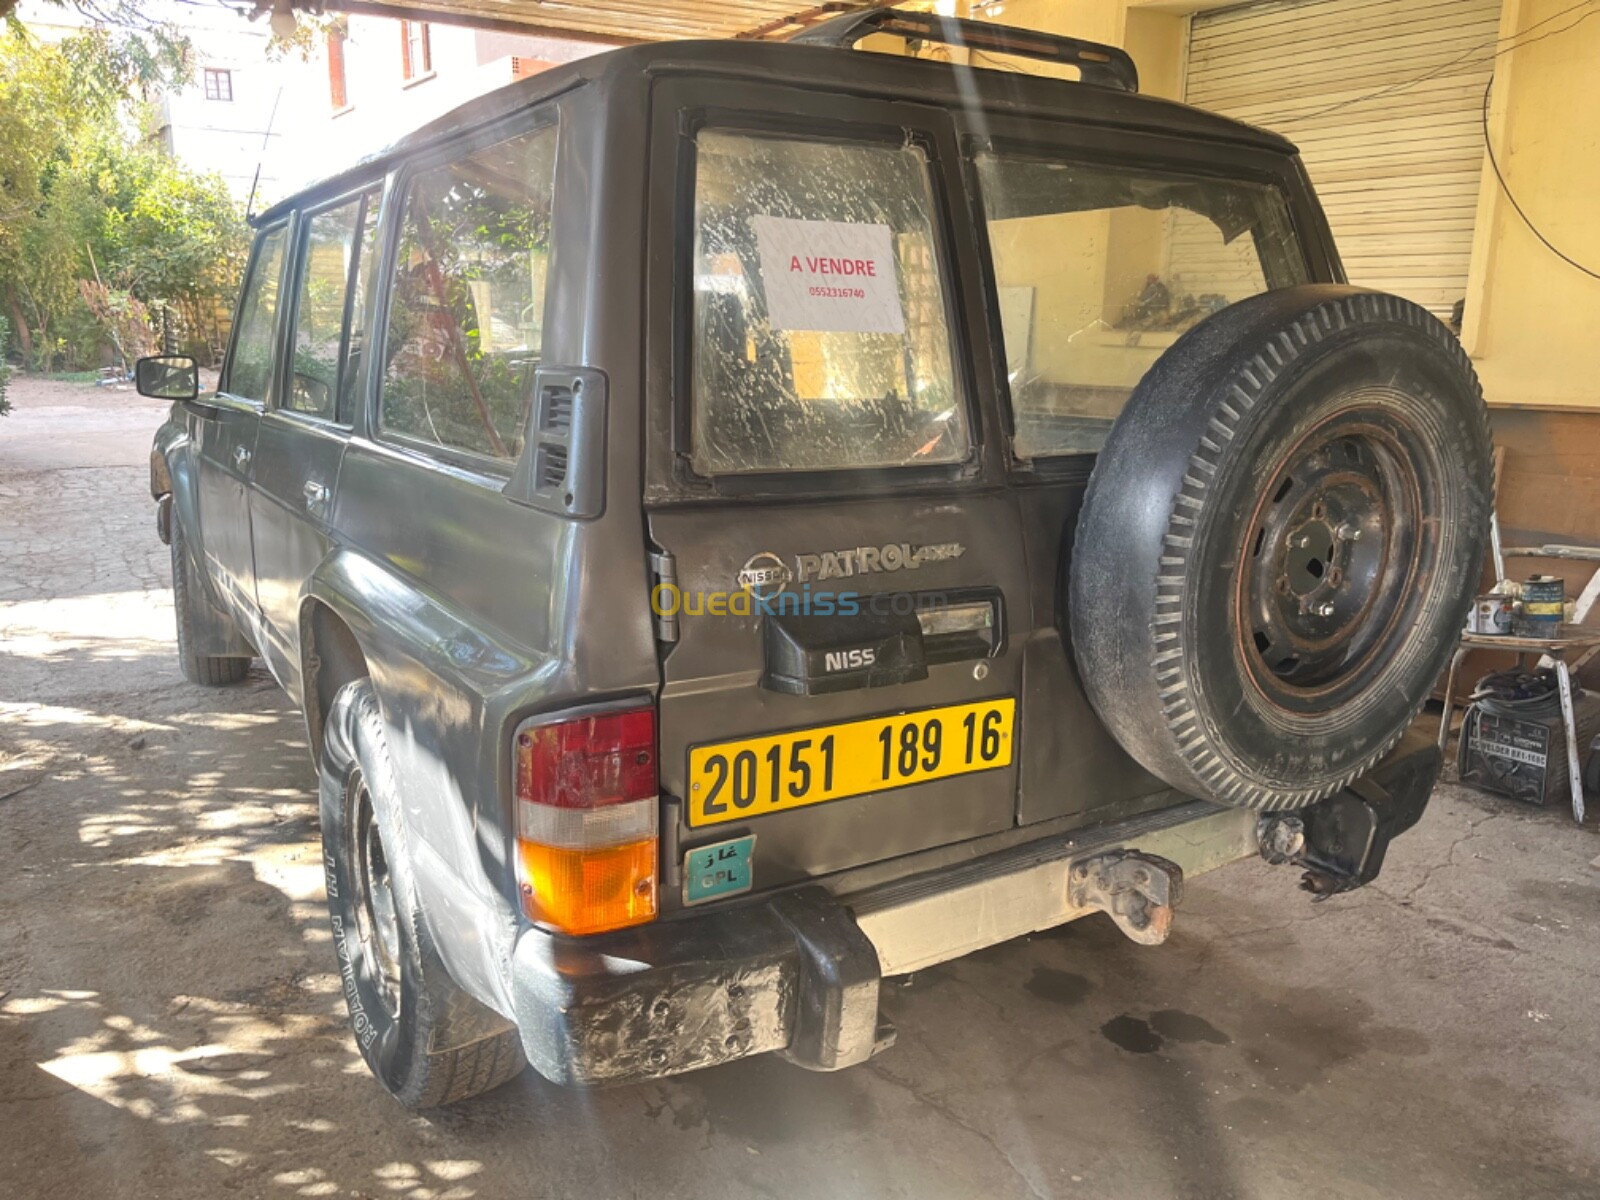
<box><xmin>666</xmin><ymin>103</ymin><xmax>984</xmax><ymax>492</ymax></box>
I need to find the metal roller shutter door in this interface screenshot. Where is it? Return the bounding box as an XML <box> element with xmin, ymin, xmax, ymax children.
<box><xmin>1186</xmin><ymin>0</ymin><xmax>1501</xmax><ymax>318</ymax></box>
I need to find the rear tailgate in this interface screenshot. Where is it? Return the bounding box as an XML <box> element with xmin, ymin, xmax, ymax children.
<box><xmin>650</xmin><ymin>493</ymin><xmax>1027</xmax><ymax>904</ymax></box>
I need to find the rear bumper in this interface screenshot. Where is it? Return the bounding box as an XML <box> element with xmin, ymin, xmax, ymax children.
<box><xmin>509</xmin><ymin>799</ymin><xmax>1259</xmax><ymax>1085</ymax></box>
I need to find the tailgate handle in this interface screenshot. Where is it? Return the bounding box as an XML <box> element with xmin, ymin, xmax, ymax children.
<box><xmin>762</xmin><ymin>609</ymin><xmax>927</xmax><ymax>696</ymax></box>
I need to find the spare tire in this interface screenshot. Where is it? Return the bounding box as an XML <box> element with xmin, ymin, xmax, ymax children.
<box><xmin>1070</xmin><ymin>286</ymin><xmax>1492</xmax><ymax>810</ymax></box>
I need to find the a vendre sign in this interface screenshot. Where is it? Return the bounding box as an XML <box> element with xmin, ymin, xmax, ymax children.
<box><xmin>752</xmin><ymin>215</ymin><xmax>906</xmax><ymax>335</ymax></box>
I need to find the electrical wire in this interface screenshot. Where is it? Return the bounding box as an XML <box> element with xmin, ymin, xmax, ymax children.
<box><xmin>1480</xmin><ymin>30</ymin><xmax>1600</xmax><ymax>281</ymax></box>
<box><xmin>1280</xmin><ymin>0</ymin><xmax>1597</xmax><ymax>124</ymax></box>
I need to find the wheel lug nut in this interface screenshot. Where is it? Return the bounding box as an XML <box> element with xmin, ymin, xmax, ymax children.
<box><xmin>1337</xmin><ymin>523</ymin><xmax>1361</xmax><ymax>541</ymax></box>
<box><xmin>1317</xmin><ymin>602</ymin><xmax>1336</xmax><ymax>617</ymax></box>
<box><xmin>1295</xmin><ymin>534</ymin><xmax>1310</xmax><ymax>548</ymax></box>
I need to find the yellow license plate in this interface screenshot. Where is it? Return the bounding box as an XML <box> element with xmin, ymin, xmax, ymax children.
<box><xmin>687</xmin><ymin>698</ymin><xmax>1015</xmax><ymax>828</ymax></box>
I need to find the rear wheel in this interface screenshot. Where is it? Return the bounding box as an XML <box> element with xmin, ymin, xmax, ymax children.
<box><xmin>1070</xmin><ymin>286</ymin><xmax>1492</xmax><ymax>810</ymax></box>
<box><xmin>319</xmin><ymin>679</ymin><xmax>526</xmax><ymax>1107</ymax></box>
<box><xmin>170</xmin><ymin>515</ymin><xmax>251</xmax><ymax>686</ymax></box>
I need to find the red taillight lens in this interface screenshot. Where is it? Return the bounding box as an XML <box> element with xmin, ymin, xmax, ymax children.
<box><xmin>515</xmin><ymin>708</ymin><xmax>657</xmax><ymax>809</ymax></box>
<box><xmin>514</xmin><ymin>705</ymin><xmax>658</xmax><ymax>936</ymax></box>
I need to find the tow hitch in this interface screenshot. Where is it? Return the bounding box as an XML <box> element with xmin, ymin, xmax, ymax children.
<box><xmin>1257</xmin><ymin>729</ymin><xmax>1442</xmax><ymax>898</ymax></box>
<box><xmin>1068</xmin><ymin>851</ymin><xmax>1184</xmax><ymax>945</ymax></box>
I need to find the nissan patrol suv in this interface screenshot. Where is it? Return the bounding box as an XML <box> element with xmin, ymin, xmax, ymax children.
<box><xmin>141</xmin><ymin>8</ymin><xmax>1491</xmax><ymax>1107</ymax></box>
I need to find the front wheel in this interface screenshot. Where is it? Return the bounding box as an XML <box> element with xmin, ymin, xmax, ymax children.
<box><xmin>319</xmin><ymin>679</ymin><xmax>526</xmax><ymax>1107</ymax></box>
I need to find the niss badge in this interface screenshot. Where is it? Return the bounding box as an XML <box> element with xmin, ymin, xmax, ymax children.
<box><xmin>683</xmin><ymin>835</ymin><xmax>756</xmax><ymax>905</ymax></box>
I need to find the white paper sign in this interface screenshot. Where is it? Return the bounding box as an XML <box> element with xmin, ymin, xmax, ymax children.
<box><xmin>751</xmin><ymin>216</ymin><xmax>906</xmax><ymax>335</ymax></box>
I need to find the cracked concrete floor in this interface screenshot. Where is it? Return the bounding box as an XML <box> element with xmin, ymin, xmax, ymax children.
<box><xmin>3</xmin><ymin>377</ymin><xmax>1600</xmax><ymax>1200</ymax></box>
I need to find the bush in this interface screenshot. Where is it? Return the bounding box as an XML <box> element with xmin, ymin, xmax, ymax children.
<box><xmin>78</xmin><ymin>279</ymin><xmax>155</xmax><ymax>371</ymax></box>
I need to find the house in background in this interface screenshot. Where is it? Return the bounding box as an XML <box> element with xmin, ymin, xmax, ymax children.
<box><xmin>148</xmin><ymin>6</ymin><xmax>285</xmax><ymax>206</ymax></box>
<box><xmin>266</xmin><ymin>15</ymin><xmax>606</xmax><ymax>194</ymax></box>
<box><xmin>16</xmin><ymin>0</ymin><xmax>286</xmax><ymax>206</ymax></box>
<box><xmin>17</xmin><ymin>1</ymin><xmax>605</xmax><ymax>208</ymax></box>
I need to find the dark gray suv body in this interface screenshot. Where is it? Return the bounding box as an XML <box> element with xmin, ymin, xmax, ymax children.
<box><xmin>147</xmin><ymin>13</ymin><xmax>1463</xmax><ymax>1104</ymax></box>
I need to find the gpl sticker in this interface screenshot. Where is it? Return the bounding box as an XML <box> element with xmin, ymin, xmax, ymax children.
<box><xmin>683</xmin><ymin>835</ymin><xmax>755</xmax><ymax>906</ymax></box>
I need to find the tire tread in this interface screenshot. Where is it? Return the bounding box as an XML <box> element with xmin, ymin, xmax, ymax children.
<box><xmin>1150</xmin><ymin>290</ymin><xmax>1489</xmax><ymax>811</ymax></box>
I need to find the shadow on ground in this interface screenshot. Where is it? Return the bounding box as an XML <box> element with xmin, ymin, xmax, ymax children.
<box><xmin>3</xmin><ymin>381</ymin><xmax>1599</xmax><ymax>1199</ymax></box>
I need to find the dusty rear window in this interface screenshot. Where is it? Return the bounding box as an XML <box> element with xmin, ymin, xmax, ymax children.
<box><xmin>975</xmin><ymin>152</ymin><xmax>1307</xmax><ymax>458</ymax></box>
<box><xmin>690</xmin><ymin>130</ymin><xmax>968</xmax><ymax>475</ymax></box>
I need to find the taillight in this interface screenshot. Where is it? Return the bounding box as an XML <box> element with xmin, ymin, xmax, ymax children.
<box><xmin>514</xmin><ymin>704</ymin><xmax>658</xmax><ymax>936</ymax></box>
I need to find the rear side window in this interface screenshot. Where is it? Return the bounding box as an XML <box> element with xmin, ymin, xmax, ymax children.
<box><xmin>287</xmin><ymin>187</ymin><xmax>381</xmax><ymax>421</ymax></box>
<box><xmin>379</xmin><ymin>124</ymin><xmax>557</xmax><ymax>463</ymax></box>
<box><xmin>224</xmin><ymin>224</ymin><xmax>289</xmax><ymax>403</ymax></box>
<box><xmin>690</xmin><ymin>130</ymin><xmax>968</xmax><ymax>476</ymax></box>
<box><xmin>975</xmin><ymin>153</ymin><xmax>1307</xmax><ymax>458</ymax></box>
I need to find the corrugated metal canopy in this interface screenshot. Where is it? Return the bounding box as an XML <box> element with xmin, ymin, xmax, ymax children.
<box><xmin>300</xmin><ymin>0</ymin><xmax>858</xmax><ymax>45</ymax></box>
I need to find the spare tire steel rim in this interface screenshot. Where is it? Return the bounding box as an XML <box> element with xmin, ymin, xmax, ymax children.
<box><xmin>1236</xmin><ymin>399</ymin><xmax>1435</xmax><ymax>712</ymax></box>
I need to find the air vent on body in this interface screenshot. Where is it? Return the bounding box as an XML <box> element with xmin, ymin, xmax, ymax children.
<box><xmin>540</xmin><ymin>444</ymin><xmax>569</xmax><ymax>488</ymax></box>
<box><xmin>541</xmin><ymin>386</ymin><xmax>574</xmax><ymax>433</ymax></box>
<box><xmin>504</xmin><ymin>368</ymin><xmax>606</xmax><ymax>519</ymax></box>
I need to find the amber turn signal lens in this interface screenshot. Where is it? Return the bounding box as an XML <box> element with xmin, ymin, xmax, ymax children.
<box><xmin>517</xmin><ymin>837</ymin><xmax>657</xmax><ymax>936</ymax></box>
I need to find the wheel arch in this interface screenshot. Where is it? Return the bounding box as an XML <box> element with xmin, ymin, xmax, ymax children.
<box><xmin>300</xmin><ymin>596</ymin><xmax>371</xmax><ymax>766</ymax></box>
<box><xmin>298</xmin><ymin>545</ymin><xmax>558</xmax><ymax>1022</ymax></box>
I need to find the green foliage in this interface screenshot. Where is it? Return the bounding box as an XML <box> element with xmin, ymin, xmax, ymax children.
<box><xmin>0</xmin><ymin>315</ymin><xmax>12</xmax><ymax>416</ymax></box>
<box><xmin>0</xmin><ymin>22</ymin><xmax>244</xmax><ymax>371</ymax></box>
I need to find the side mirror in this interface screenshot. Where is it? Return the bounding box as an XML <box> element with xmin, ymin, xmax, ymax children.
<box><xmin>135</xmin><ymin>354</ymin><xmax>200</xmax><ymax>401</ymax></box>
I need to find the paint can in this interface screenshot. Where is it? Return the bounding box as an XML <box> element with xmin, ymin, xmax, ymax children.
<box><xmin>1467</xmin><ymin>594</ymin><xmax>1515</xmax><ymax>636</ymax></box>
<box><xmin>1517</xmin><ymin>575</ymin><xmax>1564</xmax><ymax>636</ymax></box>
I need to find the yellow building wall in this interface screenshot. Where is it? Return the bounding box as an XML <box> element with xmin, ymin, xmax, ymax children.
<box><xmin>1462</xmin><ymin>0</ymin><xmax>1600</xmax><ymax>410</ymax></box>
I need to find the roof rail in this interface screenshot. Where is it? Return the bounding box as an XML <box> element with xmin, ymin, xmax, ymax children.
<box><xmin>790</xmin><ymin>6</ymin><xmax>1138</xmax><ymax>93</ymax></box>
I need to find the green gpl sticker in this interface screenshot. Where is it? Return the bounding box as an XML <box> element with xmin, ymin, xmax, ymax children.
<box><xmin>683</xmin><ymin>835</ymin><xmax>755</xmax><ymax>906</ymax></box>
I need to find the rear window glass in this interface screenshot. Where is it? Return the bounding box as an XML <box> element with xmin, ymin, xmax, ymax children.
<box><xmin>690</xmin><ymin>130</ymin><xmax>968</xmax><ymax>475</ymax></box>
<box><xmin>379</xmin><ymin>124</ymin><xmax>557</xmax><ymax>463</ymax></box>
<box><xmin>975</xmin><ymin>153</ymin><xmax>1307</xmax><ymax>458</ymax></box>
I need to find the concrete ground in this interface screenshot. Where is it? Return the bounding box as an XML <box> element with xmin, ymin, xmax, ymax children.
<box><xmin>3</xmin><ymin>376</ymin><xmax>1599</xmax><ymax>1200</ymax></box>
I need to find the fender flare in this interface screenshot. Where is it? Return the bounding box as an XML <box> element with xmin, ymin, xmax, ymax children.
<box><xmin>300</xmin><ymin>547</ymin><xmax>556</xmax><ymax>1023</ymax></box>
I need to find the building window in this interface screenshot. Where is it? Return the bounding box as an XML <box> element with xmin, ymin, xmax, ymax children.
<box><xmin>400</xmin><ymin>21</ymin><xmax>432</xmax><ymax>82</ymax></box>
<box><xmin>203</xmin><ymin>67</ymin><xmax>233</xmax><ymax>102</ymax></box>
<box><xmin>328</xmin><ymin>29</ymin><xmax>349</xmax><ymax>111</ymax></box>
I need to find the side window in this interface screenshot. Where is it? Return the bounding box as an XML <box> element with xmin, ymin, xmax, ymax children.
<box><xmin>690</xmin><ymin>130</ymin><xmax>967</xmax><ymax>476</ymax></box>
<box><xmin>224</xmin><ymin>224</ymin><xmax>290</xmax><ymax>403</ymax></box>
<box><xmin>974</xmin><ymin>153</ymin><xmax>1307</xmax><ymax>458</ymax></box>
<box><xmin>286</xmin><ymin>187</ymin><xmax>381</xmax><ymax>421</ymax></box>
<box><xmin>340</xmin><ymin>192</ymin><xmax>382</xmax><ymax>421</ymax></box>
<box><xmin>378</xmin><ymin>125</ymin><xmax>557</xmax><ymax>463</ymax></box>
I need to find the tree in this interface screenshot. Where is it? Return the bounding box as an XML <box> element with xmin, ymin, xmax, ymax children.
<box><xmin>0</xmin><ymin>21</ymin><xmax>246</xmax><ymax>370</ymax></box>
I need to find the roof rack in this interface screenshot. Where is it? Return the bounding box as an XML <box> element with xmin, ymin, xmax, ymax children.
<box><xmin>790</xmin><ymin>6</ymin><xmax>1138</xmax><ymax>93</ymax></box>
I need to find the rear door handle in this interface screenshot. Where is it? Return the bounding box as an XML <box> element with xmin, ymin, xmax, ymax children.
<box><xmin>233</xmin><ymin>445</ymin><xmax>251</xmax><ymax>469</ymax></box>
<box><xmin>303</xmin><ymin>480</ymin><xmax>330</xmax><ymax>512</ymax></box>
